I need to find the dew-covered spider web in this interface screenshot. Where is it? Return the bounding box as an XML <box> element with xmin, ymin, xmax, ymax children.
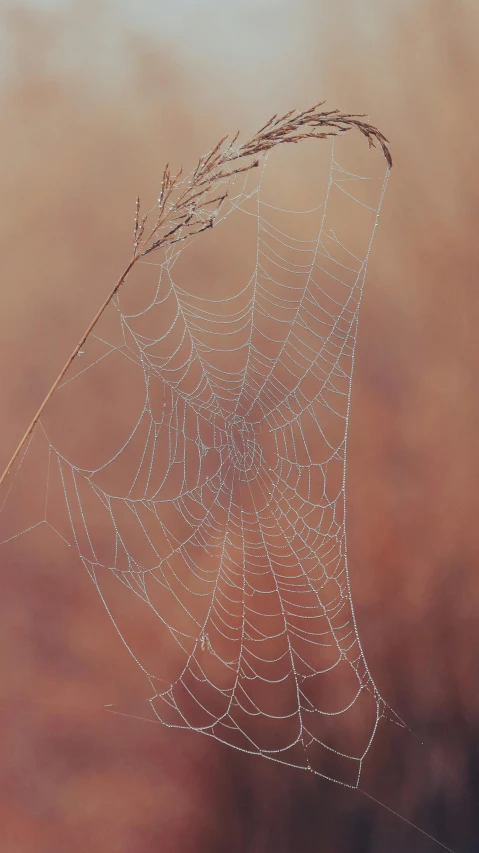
<box><xmin>0</xmin><ymin>133</ymin><xmax>400</xmax><ymax>789</ymax></box>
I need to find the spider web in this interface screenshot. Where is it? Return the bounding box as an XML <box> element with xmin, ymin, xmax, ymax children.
<box><xmin>0</xmin><ymin>134</ymin><xmax>397</xmax><ymax>789</ymax></box>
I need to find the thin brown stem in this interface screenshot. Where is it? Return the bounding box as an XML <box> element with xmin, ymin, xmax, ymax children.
<box><xmin>0</xmin><ymin>255</ymin><xmax>138</xmax><ymax>488</ymax></box>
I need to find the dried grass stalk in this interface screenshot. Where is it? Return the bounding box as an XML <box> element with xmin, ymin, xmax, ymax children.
<box><xmin>0</xmin><ymin>101</ymin><xmax>391</xmax><ymax>487</ymax></box>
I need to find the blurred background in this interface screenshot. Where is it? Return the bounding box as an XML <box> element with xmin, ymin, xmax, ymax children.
<box><xmin>0</xmin><ymin>0</ymin><xmax>479</xmax><ymax>851</ymax></box>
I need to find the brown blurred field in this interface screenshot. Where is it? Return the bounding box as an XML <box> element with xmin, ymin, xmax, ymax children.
<box><xmin>1</xmin><ymin>1</ymin><xmax>479</xmax><ymax>851</ymax></box>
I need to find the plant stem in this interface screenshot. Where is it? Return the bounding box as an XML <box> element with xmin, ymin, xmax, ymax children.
<box><xmin>0</xmin><ymin>256</ymin><xmax>138</xmax><ymax>489</ymax></box>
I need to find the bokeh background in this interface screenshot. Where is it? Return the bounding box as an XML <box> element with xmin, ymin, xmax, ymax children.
<box><xmin>1</xmin><ymin>0</ymin><xmax>479</xmax><ymax>851</ymax></box>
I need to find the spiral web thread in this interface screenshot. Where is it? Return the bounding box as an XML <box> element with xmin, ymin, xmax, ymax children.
<box><xmin>0</xmin><ymin>137</ymin><xmax>397</xmax><ymax>789</ymax></box>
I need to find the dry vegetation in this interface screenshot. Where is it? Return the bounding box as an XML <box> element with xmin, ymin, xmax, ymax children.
<box><xmin>132</xmin><ymin>101</ymin><xmax>391</xmax><ymax>260</ymax></box>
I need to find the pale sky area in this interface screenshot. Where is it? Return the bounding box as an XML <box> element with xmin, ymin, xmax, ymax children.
<box><xmin>1</xmin><ymin>0</ymin><xmax>475</xmax><ymax>102</ymax></box>
<box><xmin>0</xmin><ymin>0</ymin><xmax>305</xmax><ymax>100</ymax></box>
<box><xmin>0</xmin><ymin>0</ymin><xmax>433</xmax><ymax>104</ymax></box>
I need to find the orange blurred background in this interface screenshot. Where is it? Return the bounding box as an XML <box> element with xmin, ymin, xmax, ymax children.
<box><xmin>1</xmin><ymin>1</ymin><xmax>479</xmax><ymax>851</ymax></box>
